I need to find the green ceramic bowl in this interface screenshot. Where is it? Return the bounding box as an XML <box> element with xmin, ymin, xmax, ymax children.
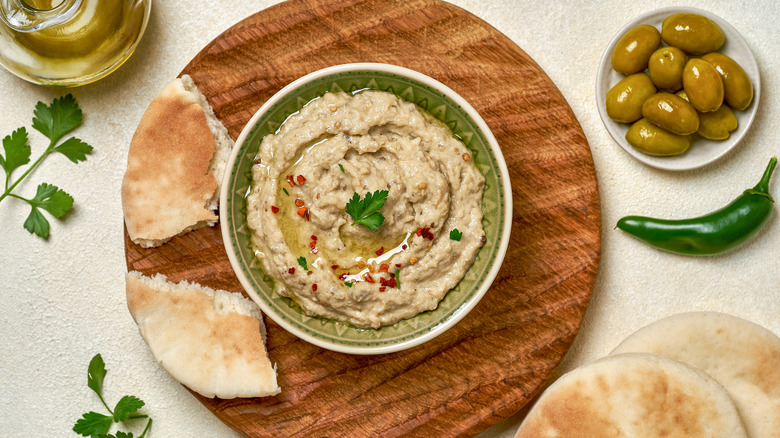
<box><xmin>221</xmin><ymin>63</ymin><xmax>511</xmax><ymax>354</ymax></box>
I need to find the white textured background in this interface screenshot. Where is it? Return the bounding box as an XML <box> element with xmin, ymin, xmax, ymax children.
<box><xmin>0</xmin><ymin>1</ymin><xmax>777</xmax><ymax>437</ymax></box>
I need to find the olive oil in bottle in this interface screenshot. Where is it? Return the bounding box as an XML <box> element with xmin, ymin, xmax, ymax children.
<box><xmin>0</xmin><ymin>0</ymin><xmax>151</xmax><ymax>86</ymax></box>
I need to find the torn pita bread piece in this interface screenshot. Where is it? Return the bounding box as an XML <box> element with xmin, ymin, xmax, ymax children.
<box><xmin>126</xmin><ymin>271</ymin><xmax>279</xmax><ymax>399</ymax></box>
<box><xmin>122</xmin><ymin>75</ymin><xmax>234</xmax><ymax>248</ymax></box>
<box><xmin>612</xmin><ymin>312</ymin><xmax>780</xmax><ymax>438</ymax></box>
<box><xmin>514</xmin><ymin>353</ymin><xmax>747</xmax><ymax>438</ymax></box>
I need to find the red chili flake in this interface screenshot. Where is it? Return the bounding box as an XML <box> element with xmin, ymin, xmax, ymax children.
<box><xmin>295</xmin><ymin>199</ymin><xmax>304</xmax><ymax>207</ymax></box>
<box><xmin>386</xmin><ymin>277</ymin><xmax>397</xmax><ymax>288</ymax></box>
<box><xmin>402</xmin><ymin>245</ymin><xmax>407</xmax><ymax>250</ymax></box>
<box><xmin>297</xmin><ymin>175</ymin><xmax>306</xmax><ymax>185</ymax></box>
<box><xmin>395</xmin><ymin>263</ymin><xmax>402</xmax><ymax>268</ymax></box>
<box><xmin>338</xmin><ymin>273</ymin><xmax>348</xmax><ymax>280</ymax></box>
<box><xmin>375</xmin><ymin>247</ymin><xmax>385</xmax><ymax>256</ymax></box>
<box><xmin>379</xmin><ymin>277</ymin><xmax>388</xmax><ymax>286</ymax></box>
<box><xmin>286</xmin><ymin>175</ymin><xmax>296</xmax><ymax>187</ymax></box>
<box><xmin>417</xmin><ymin>227</ymin><xmax>433</xmax><ymax>240</ymax></box>
<box><xmin>297</xmin><ymin>206</ymin><xmax>307</xmax><ymax>217</ymax></box>
<box><xmin>379</xmin><ymin>286</ymin><xmax>386</xmax><ymax>292</ymax></box>
<box><xmin>312</xmin><ymin>247</ymin><xmax>319</xmax><ymax>254</ymax></box>
<box><xmin>312</xmin><ymin>284</ymin><xmax>318</xmax><ymax>291</ymax></box>
<box><xmin>288</xmin><ymin>267</ymin><xmax>296</xmax><ymax>274</ymax></box>
<box><xmin>270</xmin><ymin>206</ymin><xmax>279</xmax><ymax>214</ymax></box>
<box><xmin>331</xmin><ymin>265</ymin><xmax>339</xmax><ymax>270</ymax></box>
<box><xmin>363</xmin><ymin>272</ymin><xmax>375</xmax><ymax>283</ymax></box>
<box><xmin>310</xmin><ymin>241</ymin><xmax>317</xmax><ymax>249</ymax></box>
<box><xmin>379</xmin><ymin>263</ymin><xmax>389</xmax><ymax>272</ymax></box>
<box><xmin>305</xmin><ymin>209</ymin><xmax>311</xmax><ymax>221</ymax></box>
<box><xmin>311</xmin><ymin>235</ymin><xmax>318</xmax><ymax>241</ymax></box>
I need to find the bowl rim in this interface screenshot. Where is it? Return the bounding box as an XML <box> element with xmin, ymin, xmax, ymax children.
<box><xmin>595</xmin><ymin>6</ymin><xmax>761</xmax><ymax>171</ymax></box>
<box><xmin>220</xmin><ymin>62</ymin><xmax>513</xmax><ymax>354</ymax></box>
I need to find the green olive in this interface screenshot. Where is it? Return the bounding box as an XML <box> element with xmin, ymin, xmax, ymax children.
<box><xmin>648</xmin><ymin>46</ymin><xmax>687</xmax><ymax>91</ymax></box>
<box><xmin>683</xmin><ymin>58</ymin><xmax>724</xmax><ymax>112</ymax></box>
<box><xmin>661</xmin><ymin>13</ymin><xmax>725</xmax><ymax>55</ymax></box>
<box><xmin>701</xmin><ymin>52</ymin><xmax>754</xmax><ymax>111</ymax></box>
<box><xmin>642</xmin><ymin>92</ymin><xmax>699</xmax><ymax>135</ymax></box>
<box><xmin>606</xmin><ymin>73</ymin><xmax>657</xmax><ymax>123</ymax></box>
<box><xmin>697</xmin><ymin>104</ymin><xmax>738</xmax><ymax>140</ymax></box>
<box><xmin>612</xmin><ymin>24</ymin><xmax>661</xmax><ymax>74</ymax></box>
<box><xmin>626</xmin><ymin>118</ymin><xmax>691</xmax><ymax>156</ymax></box>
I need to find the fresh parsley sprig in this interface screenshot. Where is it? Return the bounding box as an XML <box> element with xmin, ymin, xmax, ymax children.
<box><xmin>73</xmin><ymin>354</ymin><xmax>152</xmax><ymax>438</ymax></box>
<box><xmin>0</xmin><ymin>94</ymin><xmax>93</xmax><ymax>238</ymax></box>
<box><xmin>346</xmin><ymin>190</ymin><xmax>388</xmax><ymax>230</ymax></box>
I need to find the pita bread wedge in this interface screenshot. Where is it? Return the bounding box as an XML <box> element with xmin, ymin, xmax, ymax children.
<box><xmin>514</xmin><ymin>353</ymin><xmax>747</xmax><ymax>438</ymax></box>
<box><xmin>126</xmin><ymin>271</ymin><xmax>280</xmax><ymax>399</ymax></box>
<box><xmin>122</xmin><ymin>75</ymin><xmax>234</xmax><ymax>248</ymax></box>
<box><xmin>612</xmin><ymin>312</ymin><xmax>780</xmax><ymax>438</ymax></box>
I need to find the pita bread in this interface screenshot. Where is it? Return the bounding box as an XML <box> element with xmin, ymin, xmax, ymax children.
<box><xmin>121</xmin><ymin>75</ymin><xmax>234</xmax><ymax>248</ymax></box>
<box><xmin>612</xmin><ymin>312</ymin><xmax>780</xmax><ymax>438</ymax></box>
<box><xmin>126</xmin><ymin>271</ymin><xmax>280</xmax><ymax>399</ymax></box>
<box><xmin>514</xmin><ymin>353</ymin><xmax>747</xmax><ymax>438</ymax></box>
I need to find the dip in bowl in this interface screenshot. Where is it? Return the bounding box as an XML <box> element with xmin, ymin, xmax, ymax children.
<box><xmin>221</xmin><ymin>63</ymin><xmax>511</xmax><ymax>354</ymax></box>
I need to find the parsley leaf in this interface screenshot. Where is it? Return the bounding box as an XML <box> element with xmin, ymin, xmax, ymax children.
<box><xmin>113</xmin><ymin>396</ymin><xmax>145</xmax><ymax>422</ymax></box>
<box><xmin>297</xmin><ymin>256</ymin><xmax>308</xmax><ymax>271</ymax></box>
<box><xmin>344</xmin><ymin>281</ymin><xmax>354</xmax><ymax>288</ymax></box>
<box><xmin>394</xmin><ymin>269</ymin><xmax>401</xmax><ymax>289</ymax></box>
<box><xmin>73</xmin><ymin>412</ymin><xmax>114</xmax><ymax>437</ymax></box>
<box><xmin>30</xmin><ymin>182</ymin><xmax>73</xmax><ymax>217</ymax></box>
<box><xmin>23</xmin><ymin>208</ymin><xmax>49</xmax><ymax>238</ymax></box>
<box><xmin>53</xmin><ymin>136</ymin><xmax>93</xmax><ymax>163</ymax></box>
<box><xmin>0</xmin><ymin>94</ymin><xmax>92</xmax><ymax>238</ymax></box>
<box><xmin>450</xmin><ymin>228</ymin><xmax>463</xmax><ymax>241</ymax></box>
<box><xmin>346</xmin><ymin>190</ymin><xmax>388</xmax><ymax>230</ymax></box>
<box><xmin>338</xmin><ymin>163</ymin><xmax>345</xmax><ymax>173</ymax></box>
<box><xmin>88</xmin><ymin>353</ymin><xmax>107</xmax><ymax>396</ymax></box>
<box><xmin>22</xmin><ymin>183</ymin><xmax>74</xmax><ymax>238</ymax></box>
<box><xmin>32</xmin><ymin>94</ymin><xmax>83</xmax><ymax>144</ymax></box>
<box><xmin>75</xmin><ymin>354</ymin><xmax>152</xmax><ymax>438</ymax></box>
<box><xmin>1</xmin><ymin>127</ymin><xmax>31</xmax><ymax>180</ymax></box>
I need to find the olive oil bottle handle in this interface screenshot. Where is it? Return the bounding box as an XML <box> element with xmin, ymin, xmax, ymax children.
<box><xmin>0</xmin><ymin>0</ymin><xmax>81</xmax><ymax>32</ymax></box>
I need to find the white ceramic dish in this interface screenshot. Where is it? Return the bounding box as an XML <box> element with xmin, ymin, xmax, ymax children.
<box><xmin>596</xmin><ymin>7</ymin><xmax>760</xmax><ymax>171</ymax></box>
<box><xmin>220</xmin><ymin>63</ymin><xmax>512</xmax><ymax>354</ymax></box>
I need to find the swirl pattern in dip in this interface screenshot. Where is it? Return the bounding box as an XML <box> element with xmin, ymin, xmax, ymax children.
<box><xmin>246</xmin><ymin>90</ymin><xmax>485</xmax><ymax>328</ymax></box>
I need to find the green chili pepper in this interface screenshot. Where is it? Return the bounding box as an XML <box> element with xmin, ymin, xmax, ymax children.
<box><xmin>617</xmin><ymin>156</ymin><xmax>776</xmax><ymax>255</ymax></box>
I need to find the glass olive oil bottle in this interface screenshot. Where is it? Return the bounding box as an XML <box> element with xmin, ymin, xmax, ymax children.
<box><xmin>0</xmin><ymin>0</ymin><xmax>151</xmax><ymax>86</ymax></box>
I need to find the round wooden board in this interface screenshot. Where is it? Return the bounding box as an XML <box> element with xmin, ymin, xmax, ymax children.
<box><xmin>124</xmin><ymin>0</ymin><xmax>601</xmax><ymax>436</ymax></box>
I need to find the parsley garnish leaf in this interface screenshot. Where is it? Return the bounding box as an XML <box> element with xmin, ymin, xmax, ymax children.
<box><xmin>31</xmin><ymin>182</ymin><xmax>73</xmax><ymax>217</ymax></box>
<box><xmin>113</xmin><ymin>396</ymin><xmax>145</xmax><ymax>422</ymax></box>
<box><xmin>87</xmin><ymin>353</ymin><xmax>107</xmax><ymax>395</ymax></box>
<box><xmin>53</xmin><ymin>136</ymin><xmax>93</xmax><ymax>163</ymax></box>
<box><xmin>23</xmin><ymin>207</ymin><xmax>49</xmax><ymax>238</ymax></box>
<box><xmin>338</xmin><ymin>163</ymin><xmax>345</xmax><ymax>173</ymax></box>
<box><xmin>344</xmin><ymin>281</ymin><xmax>353</xmax><ymax>288</ymax></box>
<box><xmin>450</xmin><ymin>228</ymin><xmax>463</xmax><ymax>241</ymax></box>
<box><xmin>32</xmin><ymin>94</ymin><xmax>82</xmax><ymax>144</ymax></box>
<box><xmin>73</xmin><ymin>412</ymin><xmax>114</xmax><ymax>437</ymax></box>
<box><xmin>0</xmin><ymin>94</ymin><xmax>92</xmax><ymax>238</ymax></box>
<box><xmin>22</xmin><ymin>183</ymin><xmax>74</xmax><ymax>238</ymax></box>
<box><xmin>1</xmin><ymin>127</ymin><xmax>31</xmax><ymax>180</ymax></box>
<box><xmin>297</xmin><ymin>256</ymin><xmax>308</xmax><ymax>271</ymax></box>
<box><xmin>75</xmin><ymin>354</ymin><xmax>152</xmax><ymax>438</ymax></box>
<box><xmin>346</xmin><ymin>190</ymin><xmax>388</xmax><ymax>230</ymax></box>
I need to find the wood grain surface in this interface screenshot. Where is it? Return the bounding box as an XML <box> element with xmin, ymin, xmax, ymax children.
<box><xmin>124</xmin><ymin>0</ymin><xmax>601</xmax><ymax>436</ymax></box>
